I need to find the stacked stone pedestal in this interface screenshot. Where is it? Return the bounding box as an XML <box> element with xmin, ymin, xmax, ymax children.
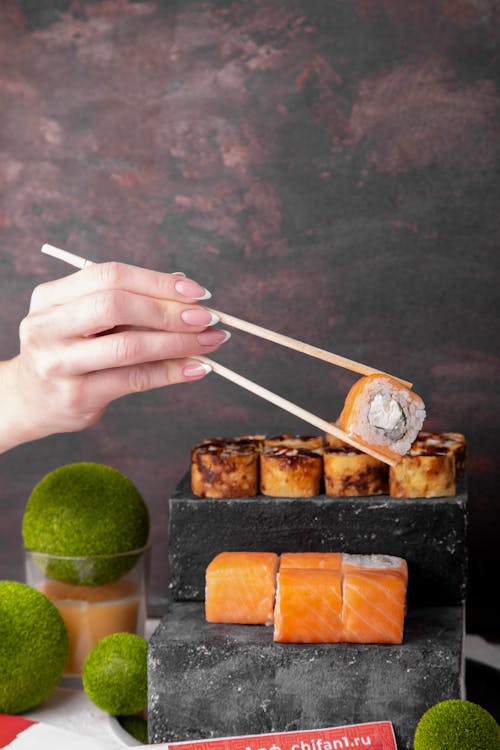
<box><xmin>148</xmin><ymin>472</ymin><xmax>468</xmax><ymax>750</ymax></box>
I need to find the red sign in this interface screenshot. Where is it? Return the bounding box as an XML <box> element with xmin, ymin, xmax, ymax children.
<box><xmin>0</xmin><ymin>716</ymin><xmax>36</xmax><ymax>748</ymax></box>
<box><xmin>164</xmin><ymin>722</ymin><xmax>398</xmax><ymax>750</ymax></box>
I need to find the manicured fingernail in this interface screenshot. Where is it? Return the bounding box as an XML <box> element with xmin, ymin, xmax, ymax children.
<box><xmin>183</xmin><ymin>361</ymin><xmax>212</xmax><ymax>378</ymax></box>
<box><xmin>171</xmin><ymin>271</ymin><xmax>186</xmax><ymax>277</ymax></box>
<box><xmin>175</xmin><ymin>279</ymin><xmax>212</xmax><ymax>300</ymax></box>
<box><xmin>181</xmin><ymin>308</ymin><xmax>220</xmax><ymax>327</ymax></box>
<box><xmin>196</xmin><ymin>329</ymin><xmax>231</xmax><ymax>346</ymax></box>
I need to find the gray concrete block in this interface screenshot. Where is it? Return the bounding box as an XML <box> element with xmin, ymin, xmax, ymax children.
<box><xmin>148</xmin><ymin>602</ymin><xmax>465</xmax><ymax>750</ymax></box>
<box><xmin>167</xmin><ymin>472</ymin><xmax>468</xmax><ymax>605</ymax></box>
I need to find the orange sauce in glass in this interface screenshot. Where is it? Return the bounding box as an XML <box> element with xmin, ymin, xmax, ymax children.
<box><xmin>42</xmin><ymin>578</ymin><xmax>142</xmax><ymax>674</ymax></box>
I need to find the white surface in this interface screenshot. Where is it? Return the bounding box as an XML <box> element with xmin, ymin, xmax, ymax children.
<box><xmin>25</xmin><ymin>687</ymin><xmax>126</xmax><ymax>748</ymax></box>
<box><xmin>6</xmin><ymin>720</ymin><xmax>115</xmax><ymax>749</ymax></box>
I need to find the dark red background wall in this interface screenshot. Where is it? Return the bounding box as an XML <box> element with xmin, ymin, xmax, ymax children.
<box><xmin>0</xmin><ymin>0</ymin><xmax>499</xmax><ymax>634</ymax></box>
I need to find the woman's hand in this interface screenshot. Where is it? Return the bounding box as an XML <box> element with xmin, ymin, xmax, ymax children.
<box><xmin>0</xmin><ymin>261</ymin><xmax>229</xmax><ymax>453</ymax></box>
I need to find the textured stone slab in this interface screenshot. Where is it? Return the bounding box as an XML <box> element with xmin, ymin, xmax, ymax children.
<box><xmin>167</xmin><ymin>472</ymin><xmax>468</xmax><ymax>605</ymax></box>
<box><xmin>148</xmin><ymin>602</ymin><xmax>465</xmax><ymax>750</ymax></box>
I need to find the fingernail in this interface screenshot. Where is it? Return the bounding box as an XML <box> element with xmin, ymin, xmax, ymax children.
<box><xmin>181</xmin><ymin>308</ymin><xmax>220</xmax><ymax>327</ymax></box>
<box><xmin>196</xmin><ymin>329</ymin><xmax>231</xmax><ymax>346</ymax></box>
<box><xmin>183</xmin><ymin>361</ymin><xmax>212</xmax><ymax>378</ymax></box>
<box><xmin>175</xmin><ymin>278</ymin><xmax>212</xmax><ymax>300</ymax></box>
<box><xmin>171</xmin><ymin>271</ymin><xmax>186</xmax><ymax>277</ymax></box>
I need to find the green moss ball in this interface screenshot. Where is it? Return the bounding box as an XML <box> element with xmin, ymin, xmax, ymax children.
<box><xmin>414</xmin><ymin>699</ymin><xmax>500</xmax><ymax>750</ymax></box>
<box><xmin>0</xmin><ymin>581</ymin><xmax>69</xmax><ymax>714</ymax></box>
<box><xmin>22</xmin><ymin>463</ymin><xmax>149</xmax><ymax>585</ymax></box>
<box><xmin>82</xmin><ymin>632</ymin><xmax>148</xmax><ymax>715</ymax></box>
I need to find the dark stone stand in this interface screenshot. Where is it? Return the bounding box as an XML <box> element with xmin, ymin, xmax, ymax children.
<box><xmin>148</xmin><ymin>470</ymin><xmax>468</xmax><ymax>750</ymax></box>
<box><xmin>148</xmin><ymin>603</ymin><xmax>464</xmax><ymax>750</ymax></box>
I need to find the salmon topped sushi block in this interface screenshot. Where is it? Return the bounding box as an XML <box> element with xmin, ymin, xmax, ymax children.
<box><xmin>274</xmin><ymin>567</ymin><xmax>343</xmax><ymax>643</ymax></box>
<box><xmin>338</xmin><ymin>374</ymin><xmax>426</xmax><ymax>463</ymax></box>
<box><xmin>274</xmin><ymin>552</ymin><xmax>408</xmax><ymax>644</ymax></box>
<box><xmin>205</xmin><ymin>551</ymin><xmax>279</xmax><ymax>625</ymax></box>
<box><xmin>279</xmin><ymin>552</ymin><xmax>342</xmax><ymax>570</ymax></box>
<box><xmin>342</xmin><ymin>567</ymin><xmax>407</xmax><ymax>644</ymax></box>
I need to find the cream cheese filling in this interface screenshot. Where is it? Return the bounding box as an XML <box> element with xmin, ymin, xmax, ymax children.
<box><xmin>368</xmin><ymin>393</ymin><xmax>407</xmax><ymax>440</ymax></box>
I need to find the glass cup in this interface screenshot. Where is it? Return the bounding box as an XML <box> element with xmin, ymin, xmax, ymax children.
<box><xmin>24</xmin><ymin>545</ymin><xmax>150</xmax><ymax>677</ymax></box>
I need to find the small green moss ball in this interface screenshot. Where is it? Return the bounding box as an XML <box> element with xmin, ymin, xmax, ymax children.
<box><xmin>414</xmin><ymin>699</ymin><xmax>500</xmax><ymax>750</ymax></box>
<box><xmin>82</xmin><ymin>632</ymin><xmax>148</xmax><ymax>715</ymax></box>
<box><xmin>0</xmin><ymin>581</ymin><xmax>69</xmax><ymax>713</ymax></box>
<box><xmin>22</xmin><ymin>463</ymin><xmax>149</xmax><ymax>585</ymax></box>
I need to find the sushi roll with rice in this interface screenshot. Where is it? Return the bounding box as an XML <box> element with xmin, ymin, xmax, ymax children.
<box><xmin>338</xmin><ymin>374</ymin><xmax>426</xmax><ymax>462</ymax></box>
<box><xmin>323</xmin><ymin>446</ymin><xmax>388</xmax><ymax>496</ymax></box>
<box><xmin>389</xmin><ymin>449</ymin><xmax>456</xmax><ymax>498</ymax></box>
<box><xmin>260</xmin><ymin>445</ymin><xmax>323</xmax><ymax>497</ymax></box>
<box><xmin>191</xmin><ymin>440</ymin><xmax>259</xmax><ymax>498</ymax></box>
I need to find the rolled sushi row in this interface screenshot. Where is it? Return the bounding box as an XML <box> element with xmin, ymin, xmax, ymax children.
<box><xmin>190</xmin><ymin>430</ymin><xmax>465</xmax><ymax>499</ymax></box>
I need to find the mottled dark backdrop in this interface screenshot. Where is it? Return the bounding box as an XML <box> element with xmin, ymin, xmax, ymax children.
<box><xmin>0</xmin><ymin>0</ymin><xmax>499</xmax><ymax>633</ymax></box>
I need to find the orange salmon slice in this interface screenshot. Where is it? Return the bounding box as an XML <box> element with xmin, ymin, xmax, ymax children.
<box><xmin>342</xmin><ymin>569</ymin><xmax>406</xmax><ymax>644</ymax></box>
<box><xmin>274</xmin><ymin>568</ymin><xmax>343</xmax><ymax>643</ymax></box>
<box><xmin>279</xmin><ymin>552</ymin><xmax>342</xmax><ymax>570</ymax></box>
<box><xmin>205</xmin><ymin>551</ymin><xmax>279</xmax><ymax>625</ymax></box>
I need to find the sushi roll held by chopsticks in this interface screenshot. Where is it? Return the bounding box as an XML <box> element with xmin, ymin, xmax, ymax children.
<box><xmin>338</xmin><ymin>374</ymin><xmax>426</xmax><ymax>463</ymax></box>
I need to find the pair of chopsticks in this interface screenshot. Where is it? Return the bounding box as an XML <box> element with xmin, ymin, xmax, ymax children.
<box><xmin>41</xmin><ymin>243</ymin><xmax>410</xmax><ymax>465</ymax></box>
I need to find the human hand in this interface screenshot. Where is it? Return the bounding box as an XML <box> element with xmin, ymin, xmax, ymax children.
<box><xmin>0</xmin><ymin>261</ymin><xmax>229</xmax><ymax>452</ymax></box>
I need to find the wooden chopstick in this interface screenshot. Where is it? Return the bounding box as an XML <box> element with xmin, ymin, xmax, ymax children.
<box><xmin>206</xmin><ymin>307</ymin><xmax>412</xmax><ymax>387</ymax></box>
<box><xmin>41</xmin><ymin>244</ymin><xmax>94</xmax><ymax>270</ymax></box>
<box><xmin>38</xmin><ymin>243</ymin><xmax>401</xmax><ymax>465</ymax></box>
<box><xmin>41</xmin><ymin>244</ymin><xmax>411</xmax><ymax>387</ymax></box>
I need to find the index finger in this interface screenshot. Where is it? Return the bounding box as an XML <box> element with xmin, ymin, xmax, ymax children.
<box><xmin>30</xmin><ymin>260</ymin><xmax>212</xmax><ymax>313</ymax></box>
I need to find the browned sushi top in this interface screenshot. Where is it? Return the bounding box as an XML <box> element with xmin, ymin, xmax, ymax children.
<box><xmin>261</xmin><ymin>445</ymin><xmax>323</xmax><ymax>465</ymax></box>
<box><xmin>195</xmin><ymin>439</ymin><xmax>258</xmax><ymax>456</ymax></box>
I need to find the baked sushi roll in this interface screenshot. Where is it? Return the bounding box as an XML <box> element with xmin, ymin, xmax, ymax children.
<box><xmin>260</xmin><ymin>446</ymin><xmax>323</xmax><ymax>497</ymax></box>
<box><xmin>389</xmin><ymin>450</ymin><xmax>456</xmax><ymax>498</ymax></box>
<box><xmin>191</xmin><ymin>440</ymin><xmax>259</xmax><ymax>498</ymax></box>
<box><xmin>263</xmin><ymin>434</ymin><xmax>323</xmax><ymax>452</ymax></box>
<box><xmin>411</xmin><ymin>430</ymin><xmax>466</xmax><ymax>480</ymax></box>
<box><xmin>323</xmin><ymin>446</ymin><xmax>389</xmax><ymax>496</ymax></box>
<box><xmin>338</xmin><ymin>374</ymin><xmax>426</xmax><ymax>462</ymax></box>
